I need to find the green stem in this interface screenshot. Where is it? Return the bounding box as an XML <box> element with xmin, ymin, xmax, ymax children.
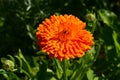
<box><xmin>63</xmin><ymin>59</ymin><xmax>67</xmax><ymax>80</ymax></box>
<box><xmin>91</xmin><ymin>20</ymin><xmax>97</xmax><ymax>34</ymax></box>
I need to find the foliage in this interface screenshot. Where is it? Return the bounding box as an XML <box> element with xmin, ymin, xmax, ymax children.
<box><xmin>0</xmin><ymin>0</ymin><xmax>120</xmax><ymax>80</ymax></box>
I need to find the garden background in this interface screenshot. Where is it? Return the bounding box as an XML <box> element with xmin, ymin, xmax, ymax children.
<box><xmin>0</xmin><ymin>0</ymin><xmax>120</xmax><ymax>80</ymax></box>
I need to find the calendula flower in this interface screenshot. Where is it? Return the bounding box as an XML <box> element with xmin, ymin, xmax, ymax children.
<box><xmin>36</xmin><ymin>14</ymin><xmax>94</xmax><ymax>61</ymax></box>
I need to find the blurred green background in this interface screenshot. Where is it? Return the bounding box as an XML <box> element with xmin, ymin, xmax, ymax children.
<box><xmin>0</xmin><ymin>0</ymin><xmax>120</xmax><ymax>80</ymax></box>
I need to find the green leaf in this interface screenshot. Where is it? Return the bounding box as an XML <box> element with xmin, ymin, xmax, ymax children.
<box><xmin>0</xmin><ymin>69</ymin><xmax>21</xmax><ymax>80</ymax></box>
<box><xmin>0</xmin><ymin>69</ymin><xmax>9</xmax><ymax>80</ymax></box>
<box><xmin>15</xmin><ymin>49</ymin><xmax>34</xmax><ymax>77</ymax></box>
<box><xmin>112</xmin><ymin>31</ymin><xmax>120</xmax><ymax>57</ymax></box>
<box><xmin>54</xmin><ymin>59</ymin><xmax>63</xmax><ymax>79</ymax></box>
<box><xmin>6</xmin><ymin>72</ymin><xmax>21</xmax><ymax>80</ymax></box>
<box><xmin>70</xmin><ymin>45</ymin><xmax>101</xmax><ymax>80</ymax></box>
<box><xmin>0</xmin><ymin>17</ymin><xmax>4</xmax><ymax>27</ymax></box>
<box><xmin>87</xmin><ymin>69</ymin><xmax>99</xmax><ymax>80</ymax></box>
<box><xmin>98</xmin><ymin>9</ymin><xmax>117</xmax><ymax>28</ymax></box>
<box><xmin>87</xmin><ymin>69</ymin><xmax>95</xmax><ymax>80</ymax></box>
<box><xmin>7</xmin><ymin>55</ymin><xmax>15</xmax><ymax>63</ymax></box>
<box><xmin>70</xmin><ymin>62</ymin><xmax>85</xmax><ymax>80</ymax></box>
<box><xmin>15</xmin><ymin>56</ymin><xmax>23</xmax><ymax>73</ymax></box>
<box><xmin>0</xmin><ymin>69</ymin><xmax>6</xmax><ymax>74</ymax></box>
<box><xmin>1</xmin><ymin>57</ymin><xmax>7</xmax><ymax>64</ymax></box>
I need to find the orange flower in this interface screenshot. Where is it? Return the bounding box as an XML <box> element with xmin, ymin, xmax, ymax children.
<box><xmin>36</xmin><ymin>14</ymin><xmax>94</xmax><ymax>61</ymax></box>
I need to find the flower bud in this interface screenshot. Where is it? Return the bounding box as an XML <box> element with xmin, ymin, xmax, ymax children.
<box><xmin>2</xmin><ymin>60</ymin><xmax>15</xmax><ymax>71</ymax></box>
<box><xmin>85</xmin><ymin>13</ymin><xmax>96</xmax><ymax>22</ymax></box>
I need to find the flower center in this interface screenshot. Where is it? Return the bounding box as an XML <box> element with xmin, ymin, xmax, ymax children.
<box><xmin>58</xmin><ymin>30</ymin><xmax>70</xmax><ymax>41</ymax></box>
<box><xmin>63</xmin><ymin>30</ymin><xmax>68</xmax><ymax>34</ymax></box>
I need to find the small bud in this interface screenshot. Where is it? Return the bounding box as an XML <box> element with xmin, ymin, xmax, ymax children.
<box><xmin>2</xmin><ymin>60</ymin><xmax>15</xmax><ymax>71</ymax></box>
<box><xmin>85</xmin><ymin>13</ymin><xmax>96</xmax><ymax>22</ymax></box>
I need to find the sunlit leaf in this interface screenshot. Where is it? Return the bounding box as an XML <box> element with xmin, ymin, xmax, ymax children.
<box><xmin>98</xmin><ymin>9</ymin><xmax>117</xmax><ymax>28</ymax></box>
<box><xmin>112</xmin><ymin>31</ymin><xmax>120</xmax><ymax>57</ymax></box>
<box><xmin>87</xmin><ymin>69</ymin><xmax>95</xmax><ymax>80</ymax></box>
